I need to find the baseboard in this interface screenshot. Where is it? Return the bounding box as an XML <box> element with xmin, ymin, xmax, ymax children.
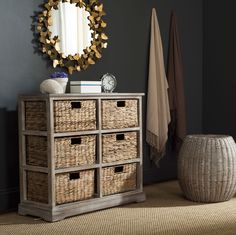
<box><xmin>0</xmin><ymin>187</ymin><xmax>19</xmax><ymax>212</ymax></box>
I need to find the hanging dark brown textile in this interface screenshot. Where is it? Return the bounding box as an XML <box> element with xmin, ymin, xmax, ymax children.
<box><xmin>167</xmin><ymin>11</ymin><xmax>187</xmax><ymax>153</ymax></box>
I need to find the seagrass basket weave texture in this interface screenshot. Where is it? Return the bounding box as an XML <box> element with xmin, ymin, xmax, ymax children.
<box><xmin>102</xmin><ymin>163</ymin><xmax>137</xmax><ymax>196</ymax></box>
<box><xmin>54</xmin><ymin>100</ymin><xmax>96</xmax><ymax>132</ymax></box>
<box><xmin>102</xmin><ymin>132</ymin><xmax>138</xmax><ymax>163</ymax></box>
<box><xmin>27</xmin><ymin>171</ymin><xmax>48</xmax><ymax>203</ymax></box>
<box><xmin>178</xmin><ymin>135</ymin><xmax>236</xmax><ymax>202</ymax></box>
<box><xmin>26</xmin><ymin>136</ymin><xmax>48</xmax><ymax>167</ymax></box>
<box><xmin>102</xmin><ymin>100</ymin><xmax>138</xmax><ymax>129</ymax></box>
<box><xmin>55</xmin><ymin>135</ymin><xmax>96</xmax><ymax>169</ymax></box>
<box><xmin>56</xmin><ymin>169</ymin><xmax>95</xmax><ymax>205</ymax></box>
<box><xmin>25</xmin><ymin>101</ymin><xmax>47</xmax><ymax>131</ymax></box>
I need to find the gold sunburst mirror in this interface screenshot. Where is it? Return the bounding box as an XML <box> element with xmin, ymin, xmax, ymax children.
<box><xmin>37</xmin><ymin>0</ymin><xmax>108</xmax><ymax>74</ymax></box>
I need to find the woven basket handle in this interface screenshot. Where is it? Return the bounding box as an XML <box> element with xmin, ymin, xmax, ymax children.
<box><xmin>69</xmin><ymin>172</ymin><xmax>80</xmax><ymax>180</ymax></box>
<box><xmin>115</xmin><ymin>166</ymin><xmax>124</xmax><ymax>173</ymax></box>
<box><xmin>117</xmin><ymin>101</ymin><xmax>126</xmax><ymax>107</ymax></box>
<box><xmin>71</xmin><ymin>137</ymin><xmax>82</xmax><ymax>145</ymax></box>
<box><xmin>71</xmin><ymin>101</ymin><xmax>81</xmax><ymax>109</ymax></box>
<box><xmin>116</xmin><ymin>134</ymin><xmax>125</xmax><ymax>141</ymax></box>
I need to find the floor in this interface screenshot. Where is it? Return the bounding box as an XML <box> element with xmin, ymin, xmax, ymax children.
<box><xmin>0</xmin><ymin>181</ymin><xmax>236</xmax><ymax>235</ymax></box>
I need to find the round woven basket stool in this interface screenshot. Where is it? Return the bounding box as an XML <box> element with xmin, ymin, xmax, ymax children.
<box><xmin>178</xmin><ymin>135</ymin><xmax>236</xmax><ymax>203</ymax></box>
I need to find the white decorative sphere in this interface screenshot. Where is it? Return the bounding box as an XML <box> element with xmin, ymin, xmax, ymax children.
<box><xmin>40</xmin><ymin>79</ymin><xmax>64</xmax><ymax>94</ymax></box>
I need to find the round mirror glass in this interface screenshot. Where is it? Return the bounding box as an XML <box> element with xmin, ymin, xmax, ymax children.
<box><xmin>49</xmin><ymin>2</ymin><xmax>93</xmax><ymax>56</ymax></box>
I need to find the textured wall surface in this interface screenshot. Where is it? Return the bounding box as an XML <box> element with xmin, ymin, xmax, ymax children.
<box><xmin>203</xmin><ymin>1</ymin><xmax>236</xmax><ymax>138</ymax></box>
<box><xmin>0</xmin><ymin>0</ymin><xmax>203</xmax><ymax>211</ymax></box>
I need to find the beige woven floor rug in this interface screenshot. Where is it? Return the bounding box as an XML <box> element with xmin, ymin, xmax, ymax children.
<box><xmin>1</xmin><ymin>181</ymin><xmax>236</xmax><ymax>235</ymax></box>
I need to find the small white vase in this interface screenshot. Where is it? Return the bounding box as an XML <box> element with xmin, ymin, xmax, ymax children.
<box><xmin>54</xmin><ymin>77</ymin><xmax>68</xmax><ymax>93</ymax></box>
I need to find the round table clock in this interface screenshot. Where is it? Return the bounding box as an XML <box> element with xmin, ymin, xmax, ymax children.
<box><xmin>101</xmin><ymin>73</ymin><xmax>117</xmax><ymax>92</ymax></box>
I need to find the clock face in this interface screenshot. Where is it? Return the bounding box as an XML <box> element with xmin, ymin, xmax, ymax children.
<box><xmin>101</xmin><ymin>74</ymin><xmax>117</xmax><ymax>92</ymax></box>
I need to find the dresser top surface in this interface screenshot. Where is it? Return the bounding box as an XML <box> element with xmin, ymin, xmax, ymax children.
<box><xmin>19</xmin><ymin>93</ymin><xmax>145</xmax><ymax>100</ymax></box>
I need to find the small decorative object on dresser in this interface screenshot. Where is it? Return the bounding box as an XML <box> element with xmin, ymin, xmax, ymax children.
<box><xmin>70</xmin><ymin>81</ymin><xmax>102</xmax><ymax>93</ymax></box>
<box><xmin>50</xmin><ymin>72</ymin><xmax>68</xmax><ymax>93</ymax></box>
<box><xmin>40</xmin><ymin>72</ymin><xmax>68</xmax><ymax>94</ymax></box>
<box><xmin>101</xmin><ymin>73</ymin><xmax>117</xmax><ymax>92</ymax></box>
<box><xmin>40</xmin><ymin>79</ymin><xmax>64</xmax><ymax>94</ymax></box>
<box><xmin>18</xmin><ymin>93</ymin><xmax>145</xmax><ymax>222</ymax></box>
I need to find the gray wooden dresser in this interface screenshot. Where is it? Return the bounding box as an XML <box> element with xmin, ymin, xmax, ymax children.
<box><xmin>18</xmin><ymin>93</ymin><xmax>145</xmax><ymax>222</ymax></box>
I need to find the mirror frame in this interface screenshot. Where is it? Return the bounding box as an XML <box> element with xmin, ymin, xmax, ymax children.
<box><xmin>37</xmin><ymin>0</ymin><xmax>108</xmax><ymax>74</ymax></box>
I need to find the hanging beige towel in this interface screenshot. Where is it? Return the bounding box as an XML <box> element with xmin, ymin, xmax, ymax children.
<box><xmin>146</xmin><ymin>8</ymin><xmax>171</xmax><ymax>166</ymax></box>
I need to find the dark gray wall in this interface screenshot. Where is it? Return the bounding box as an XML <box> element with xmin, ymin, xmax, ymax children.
<box><xmin>203</xmin><ymin>1</ymin><xmax>236</xmax><ymax>138</ymax></box>
<box><xmin>0</xmin><ymin>0</ymin><xmax>203</xmax><ymax>211</ymax></box>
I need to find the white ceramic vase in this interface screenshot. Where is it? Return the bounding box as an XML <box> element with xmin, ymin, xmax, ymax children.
<box><xmin>54</xmin><ymin>77</ymin><xmax>68</xmax><ymax>93</ymax></box>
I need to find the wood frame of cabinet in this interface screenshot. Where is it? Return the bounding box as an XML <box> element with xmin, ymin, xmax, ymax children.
<box><xmin>18</xmin><ymin>93</ymin><xmax>146</xmax><ymax>222</ymax></box>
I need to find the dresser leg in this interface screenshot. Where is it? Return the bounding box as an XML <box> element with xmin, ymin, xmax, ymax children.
<box><xmin>135</xmin><ymin>193</ymin><xmax>146</xmax><ymax>203</ymax></box>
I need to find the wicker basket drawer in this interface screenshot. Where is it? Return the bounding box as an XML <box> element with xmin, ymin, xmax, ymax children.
<box><xmin>56</xmin><ymin>169</ymin><xmax>95</xmax><ymax>205</ymax></box>
<box><xmin>102</xmin><ymin>132</ymin><xmax>138</xmax><ymax>163</ymax></box>
<box><xmin>26</xmin><ymin>135</ymin><xmax>96</xmax><ymax>169</ymax></box>
<box><xmin>26</xmin><ymin>136</ymin><xmax>48</xmax><ymax>167</ymax></box>
<box><xmin>25</xmin><ymin>101</ymin><xmax>47</xmax><ymax>131</ymax></box>
<box><xmin>102</xmin><ymin>163</ymin><xmax>137</xmax><ymax>196</ymax></box>
<box><xmin>102</xmin><ymin>99</ymin><xmax>138</xmax><ymax>129</ymax></box>
<box><xmin>54</xmin><ymin>100</ymin><xmax>97</xmax><ymax>132</ymax></box>
<box><xmin>27</xmin><ymin>171</ymin><xmax>48</xmax><ymax>204</ymax></box>
<box><xmin>55</xmin><ymin>135</ymin><xmax>96</xmax><ymax>169</ymax></box>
